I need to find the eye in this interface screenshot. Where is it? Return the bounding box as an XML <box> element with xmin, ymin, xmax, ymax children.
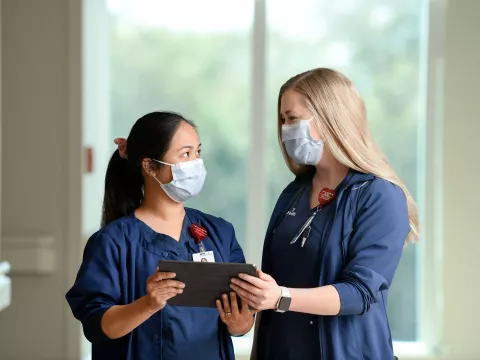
<box><xmin>181</xmin><ymin>152</ymin><xmax>189</xmax><ymax>158</ymax></box>
<box><xmin>196</xmin><ymin>150</ymin><xmax>202</xmax><ymax>156</ymax></box>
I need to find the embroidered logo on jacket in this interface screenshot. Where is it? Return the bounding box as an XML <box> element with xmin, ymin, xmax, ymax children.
<box><xmin>286</xmin><ymin>208</ymin><xmax>296</xmax><ymax>216</ymax></box>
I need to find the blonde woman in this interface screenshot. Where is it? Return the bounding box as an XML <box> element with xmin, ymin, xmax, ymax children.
<box><xmin>230</xmin><ymin>68</ymin><xmax>418</xmax><ymax>360</ymax></box>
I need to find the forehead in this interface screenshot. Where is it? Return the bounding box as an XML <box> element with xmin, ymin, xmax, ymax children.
<box><xmin>169</xmin><ymin>121</ymin><xmax>199</xmax><ymax>145</ymax></box>
<box><xmin>280</xmin><ymin>90</ymin><xmax>308</xmax><ymax>115</ymax></box>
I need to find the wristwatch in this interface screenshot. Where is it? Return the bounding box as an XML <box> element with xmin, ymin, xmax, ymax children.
<box><xmin>275</xmin><ymin>286</ymin><xmax>291</xmax><ymax>313</ymax></box>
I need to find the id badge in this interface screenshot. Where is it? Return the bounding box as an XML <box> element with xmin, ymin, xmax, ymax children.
<box><xmin>193</xmin><ymin>251</ymin><xmax>215</xmax><ymax>263</ymax></box>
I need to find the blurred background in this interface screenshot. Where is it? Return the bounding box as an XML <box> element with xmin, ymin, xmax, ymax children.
<box><xmin>0</xmin><ymin>0</ymin><xmax>478</xmax><ymax>359</ymax></box>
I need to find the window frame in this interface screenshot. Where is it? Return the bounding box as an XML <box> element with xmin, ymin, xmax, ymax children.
<box><xmin>73</xmin><ymin>0</ymin><xmax>447</xmax><ymax>358</ymax></box>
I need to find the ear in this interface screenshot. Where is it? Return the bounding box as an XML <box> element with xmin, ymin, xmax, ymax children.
<box><xmin>141</xmin><ymin>159</ymin><xmax>157</xmax><ymax>178</ymax></box>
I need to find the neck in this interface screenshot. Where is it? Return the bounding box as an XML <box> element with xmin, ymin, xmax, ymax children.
<box><xmin>139</xmin><ymin>184</ymin><xmax>185</xmax><ymax>221</ymax></box>
<box><xmin>312</xmin><ymin>158</ymin><xmax>350</xmax><ymax>190</ymax></box>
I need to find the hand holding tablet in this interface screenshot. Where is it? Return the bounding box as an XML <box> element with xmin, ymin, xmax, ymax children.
<box><xmin>157</xmin><ymin>260</ymin><xmax>258</xmax><ymax>308</ymax></box>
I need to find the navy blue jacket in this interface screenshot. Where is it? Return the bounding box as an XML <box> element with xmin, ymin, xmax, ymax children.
<box><xmin>66</xmin><ymin>208</ymin><xmax>245</xmax><ymax>360</ymax></box>
<box><xmin>256</xmin><ymin>170</ymin><xmax>410</xmax><ymax>360</ymax></box>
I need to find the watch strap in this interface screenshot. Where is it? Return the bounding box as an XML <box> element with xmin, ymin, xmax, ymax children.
<box><xmin>275</xmin><ymin>286</ymin><xmax>291</xmax><ymax>313</ymax></box>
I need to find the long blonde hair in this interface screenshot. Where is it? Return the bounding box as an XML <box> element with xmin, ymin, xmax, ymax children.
<box><xmin>278</xmin><ymin>68</ymin><xmax>419</xmax><ymax>243</ymax></box>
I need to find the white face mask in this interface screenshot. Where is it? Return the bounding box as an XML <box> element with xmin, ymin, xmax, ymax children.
<box><xmin>152</xmin><ymin>158</ymin><xmax>207</xmax><ymax>203</ymax></box>
<box><xmin>281</xmin><ymin>119</ymin><xmax>324</xmax><ymax>166</ymax></box>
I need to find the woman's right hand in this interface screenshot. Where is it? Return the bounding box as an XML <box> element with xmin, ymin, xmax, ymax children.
<box><xmin>145</xmin><ymin>269</ymin><xmax>185</xmax><ymax>313</ymax></box>
<box><xmin>101</xmin><ymin>270</ymin><xmax>185</xmax><ymax>340</ymax></box>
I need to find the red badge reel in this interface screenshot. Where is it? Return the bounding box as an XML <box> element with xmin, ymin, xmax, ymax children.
<box><xmin>189</xmin><ymin>224</ymin><xmax>208</xmax><ymax>252</ymax></box>
<box><xmin>318</xmin><ymin>188</ymin><xmax>336</xmax><ymax>207</ymax></box>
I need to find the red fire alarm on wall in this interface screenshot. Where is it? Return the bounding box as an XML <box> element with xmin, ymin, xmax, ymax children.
<box><xmin>85</xmin><ymin>147</ymin><xmax>93</xmax><ymax>173</ymax></box>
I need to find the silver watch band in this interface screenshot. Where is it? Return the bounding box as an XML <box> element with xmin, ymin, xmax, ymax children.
<box><xmin>275</xmin><ymin>286</ymin><xmax>291</xmax><ymax>313</ymax></box>
<box><xmin>281</xmin><ymin>286</ymin><xmax>291</xmax><ymax>298</ymax></box>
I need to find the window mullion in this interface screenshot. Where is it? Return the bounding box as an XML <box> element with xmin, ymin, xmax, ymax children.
<box><xmin>245</xmin><ymin>0</ymin><xmax>267</xmax><ymax>268</ymax></box>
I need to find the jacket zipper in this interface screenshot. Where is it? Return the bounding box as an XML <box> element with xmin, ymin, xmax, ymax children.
<box><xmin>317</xmin><ymin>189</ymin><xmax>348</xmax><ymax>360</ymax></box>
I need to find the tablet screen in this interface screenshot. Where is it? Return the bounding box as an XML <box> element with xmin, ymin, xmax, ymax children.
<box><xmin>158</xmin><ymin>260</ymin><xmax>258</xmax><ymax>308</ymax></box>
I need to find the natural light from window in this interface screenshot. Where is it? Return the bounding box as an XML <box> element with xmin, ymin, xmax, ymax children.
<box><xmin>82</xmin><ymin>0</ymin><xmax>430</xmax><ymax>357</ymax></box>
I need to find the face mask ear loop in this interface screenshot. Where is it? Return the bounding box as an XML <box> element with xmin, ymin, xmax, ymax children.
<box><xmin>151</xmin><ymin>158</ymin><xmax>173</xmax><ymax>167</ymax></box>
<box><xmin>150</xmin><ymin>159</ymin><xmax>173</xmax><ymax>186</ymax></box>
<box><xmin>152</xmin><ymin>176</ymin><xmax>164</xmax><ymax>186</ymax></box>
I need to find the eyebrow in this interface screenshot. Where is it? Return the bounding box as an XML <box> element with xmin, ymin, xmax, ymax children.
<box><xmin>177</xmin><ymin>143</ymin><xmax>201</xmax><ymax>151</ymax></box>
<box><xmin>280</xmin><ymin>110</ymin><xmax>295</xmax><ymax>117</ymax></box>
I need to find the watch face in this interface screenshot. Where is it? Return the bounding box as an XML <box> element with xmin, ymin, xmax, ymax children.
<box><xmin>278</xmin><ymin>297</ymin><xmax>292</xmax><ymax>311</ymax></box>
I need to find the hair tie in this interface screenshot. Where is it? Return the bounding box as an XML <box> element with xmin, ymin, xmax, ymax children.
<box><xmin>114</xmin><ymin>138</ymin><xmax>128</xmax><ymax>159</ymax></box>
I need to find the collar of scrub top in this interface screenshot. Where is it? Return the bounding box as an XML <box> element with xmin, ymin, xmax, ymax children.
<box><xmin>272</xmin><ymin>169</ymin><xmax>355</xmax><ymax>236</ymax></box>
<box><xmin>183</xmin><ymin>213</ymin><xmax>201</xmax><ymax>252</ymax></box>
<box><xmin>134</xmin><ymin>213</ymin><xmax>191</xmax><ymax>259</ymax></box>
<box><xmin>135</xmin><ymin>210</ymin><xmax>227</xmax><ymax>262</ymax></box>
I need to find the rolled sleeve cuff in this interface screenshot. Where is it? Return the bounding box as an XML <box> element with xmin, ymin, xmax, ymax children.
<box><xmin>83</xmin><ymin>309</ymin><xmax>111</xmax><ymax>344</ymax></box>
<box><xmin>332</xmin><ymin>282</ymin><xmax>365</xmax><ymax>316</ymax></box>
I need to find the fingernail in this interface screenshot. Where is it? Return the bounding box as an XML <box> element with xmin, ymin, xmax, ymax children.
<box><xmin>230</xmin><ymin>292</ymin><xmax>235</xmax><ymax>297</ymax></box>
<box><xmin>231</xmin><ymin>278</ymin><xmax>237</xmax><ymax>284</ymax></box>
<box><xmin>238</xmin><ymin>274</ymin><xmax>245</xmax><ymax>279</ymax></box>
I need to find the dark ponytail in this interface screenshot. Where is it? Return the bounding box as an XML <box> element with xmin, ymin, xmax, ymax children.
<box><xmin>101</xmin><ymin>150</ymin><xmax>144</xmax><ymax>227</ymax></box>
<box><xmin>101</xmin><ymin>111</ymin><xmax>196</xmax><ymax>227</ymax></box>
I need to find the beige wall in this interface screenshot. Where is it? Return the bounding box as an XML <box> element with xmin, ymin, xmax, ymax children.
<box><xmin>441</xmin><ymin>0</ymin><xmax>480</xmax><ymax>358</ymax></box>
<box><xmin>0</xmin><ymin>1</ymin><xmax>74</xmax><ymax>359</ymax></box>
<box><xmin>0</xmin><ymin>0</ymin><xmax>478</xmax><ymax>360</ymax></box>
<box><xmin>0</xmin><ymin>0</ymin><xmax>11</xmax><ymax>316</ymax></box>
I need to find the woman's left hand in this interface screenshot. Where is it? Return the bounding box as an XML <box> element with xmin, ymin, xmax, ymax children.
<box><xmin>216</xmin><ymin>292</ymin><xmax>255</xmax><ymax>336</ymax></box>
<box><xmin>230</xmin><ymin>270</ymin><xmax>281</xmax><ymax>311</ymax></box>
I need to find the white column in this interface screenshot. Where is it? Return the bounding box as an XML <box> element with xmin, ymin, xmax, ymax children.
<box><xmin>245</xmin><ymin>0</ymin><xmax>267</xmax><ymax>269</ymax></box>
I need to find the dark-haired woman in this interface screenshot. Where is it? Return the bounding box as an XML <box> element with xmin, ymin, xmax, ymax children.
<box><xmin>66</xmin><ymin>112</ymin><xmax>254</xmax><ymax>360</ymax></box>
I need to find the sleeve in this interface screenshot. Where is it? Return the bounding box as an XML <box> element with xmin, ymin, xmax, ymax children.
<box><xmin>228</xmin><ymin>222</ymin><xmax>246</xmax><ymax>264</ymax></box>
<box><xmin>332</xmin><ymin>179</ymin><xmax>410</xmax><ymax>316</ymax></box>
<box><xmin>65</xmin><ymin>231</ymin><xmax>122</xmax><ymax>344</ymax></box>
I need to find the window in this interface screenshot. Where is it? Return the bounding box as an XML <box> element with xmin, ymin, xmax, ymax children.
<box><xmin>86</xmin><ymin>0</ymin><xmax>431</xmax><ymax>356</ymax></box>
<box><xmin>107</xmin><ymin>0</ymin><xmax>253</xmax><ymax>246</ymax></box>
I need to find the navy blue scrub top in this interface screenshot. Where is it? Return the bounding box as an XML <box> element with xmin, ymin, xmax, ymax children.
<box><xmin>66</xmin><ymin>208</ymin><xmax>245</xmax><ymax>360</ymax></box>
<box><xmin>268</xmin><ymin>173</ymin><xmax>352</xmax><ymax>360</ymax></box>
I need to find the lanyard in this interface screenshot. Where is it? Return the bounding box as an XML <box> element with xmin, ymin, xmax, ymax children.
<box><xmin>289</xmin><ymin>188</ymin><xmax>337</xmax><ymax>248</ymax></box>
<box><xmin>290</xmin><ymin>205</ymin><xmax>322</xmax><ymax>247</ymax></box>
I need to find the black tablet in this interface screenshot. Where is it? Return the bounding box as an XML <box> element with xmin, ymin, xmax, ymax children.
<box><xmin>158</xmin><ymin>260</ymin><xmax>258</xmax><ymax>308</ymax></box>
